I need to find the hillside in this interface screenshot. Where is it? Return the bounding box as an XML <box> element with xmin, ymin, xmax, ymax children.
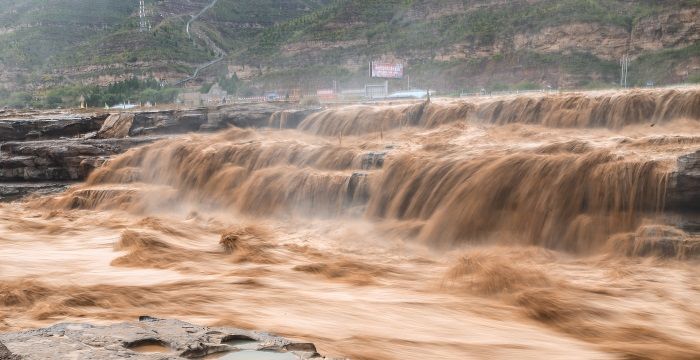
<box><xmin>0</xmin><ymin>0</ymin><xmax>699</xmax><ymax>103</ymax></box>
<box><xmin>0</xmin><ymin>0</ymin><xmax>330</xmax><ymax>91</ymax></box>
<box><xmin>237</xmin><ymin>0</ymin><xmax>700</xmax><ymax>91</ymax></box>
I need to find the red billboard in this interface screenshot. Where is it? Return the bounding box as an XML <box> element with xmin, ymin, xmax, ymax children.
<box><xmin>370</xmin><ymin>61</ymin><xmax>404</xmax><ymax>79</ymax></box>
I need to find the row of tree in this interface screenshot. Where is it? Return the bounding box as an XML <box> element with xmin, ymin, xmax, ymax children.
<box><xmin>0</xmin><ymin>77</ymin><xmax>180</xmax><ymax>109</ymax></box>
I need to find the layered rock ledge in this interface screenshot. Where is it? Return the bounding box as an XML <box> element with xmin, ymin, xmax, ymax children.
<box><xmin>0</xmin><ymin>137</ymin><xmax>163</xmax><ymax>182</ymax></box>
<box><xmin>0</xmin><ymin>113</ymin><xmax>108</xmax><ymax>141</ymax></box>
<box><xmin>0</xmin><ymin>317</ymin><xmax>337</xmax><ymax>360</ymax></box>
<box><xmin>0</xmin><ymin>104</ymin><xmax>320</xmax><ymax>199</ymax></box>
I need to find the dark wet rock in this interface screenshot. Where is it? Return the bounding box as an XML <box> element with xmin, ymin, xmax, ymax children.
<box><xmin>0</xmin><ymin>182</ymin><xmax>72</xmax><ymax>201</ymax></box>
<box><xmin>1</xmin><ymin>104</ymin><xmax>314</xmax><ymax>144</ymax></box>
<box><xmin>345</xmin><ymin>172</ymin><xmax>370</xmax><ymax>209</ymax></box>
<box><xmin>360</xmin><ymin>152</ymin><xmax>386</xmax><ymax>170</ymax></box>
<box><xmin>667</xmin><ymin>150</ymin><xmax>700</xmax><ymax>212</ymax></box>
<box><xmin>0</xmin><ymin>105</ymin><xmax>323</xmax><ymax>200</ymax></box>
<box><xmin>93</xmin><ymin>104</ymin><xmax>301</xmax><ymax>135</ymax></box>
<box><xmin>202</xmin><ymin>104</ymin><xmax>290</xmax><ymax>131</ymax></box>
<box><xmin>676</xmin><ymin>217</ymin><xmax>700</xmax><ymax>233</ymax></box>
<box><xmin>268</xmin><ymin>108</ymin><xmax>322</xmax><ymax>129</ymax></box>
<box><xmin>0</xmin><ymin>317</ymin><xmax>338</xmax><ymax>359</ymax></box>
<box><xmin>0</xmin><ymin>137</ymin><xmax>164</xmax><ymax>181</ymax></box>
<box><xmin>0</xmin><ymin>114</ymin><xmax>108</xmax><ymax>141</ymax></box>
<box><xmin>115</xmin><ymin>104</ymin><xmax>311</xmax><ymax>135</ymax></box>
<box><xmin>130</xmin><ymin>110</ymin><xmax>208</xmax><ymax>136</ymax></box>
<box><xmin>0</xmin><ymin>341</ymin><xmax>21</xmax><ymax>360</ymax></box>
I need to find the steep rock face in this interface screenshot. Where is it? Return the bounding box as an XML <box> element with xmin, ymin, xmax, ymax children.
<box><xmin>510</xmin><ymin>8</ymin><xmax>700</xmax><ymax>61</ymax></box>
<box><xmin>0</xmin><ymin>317</ymin><xmax>335</xmax><ymax>359</ymax></box>
<box><xmin>631</xmin><ymin>8</ymin><xmax>700</xmax><ymax>52</ymax></box>
<box><xmin>513</xmin><ymin>23</ymin><xmax>629</xmax><ymax>60</ymax></box>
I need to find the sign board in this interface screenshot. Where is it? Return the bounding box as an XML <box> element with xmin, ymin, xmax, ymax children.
<box><xmin>370</xmin><ymin>61</ymin><xmax>404</xmax><ymax>79</ymax></box>
<box><xmin>316</xmin><ymin>89</ymin><xmax>336</xmax><ymax>101</ymax></box>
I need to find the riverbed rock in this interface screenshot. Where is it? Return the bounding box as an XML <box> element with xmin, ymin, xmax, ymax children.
<box><xmin>0</xmin><ymin>105</ymin><xmax>321</xmax><ymax>199</ymax></box>
<box><xmin>130</xmin><ymin>110</ymin><xmax>208</xmax><ymax>136</ymax></box>
<box><xmin>668</xmin><ymin>149</ymin><xmax>700</xmax><ymax>211</ymax></box>
<box><xmin>202</xmin><ymin>103</ymin><xmax>291</xmax><ymax>130</ymax></box>
<box><xmin>0</xmin><ymin>113</ymin><xmax>108</xmax><ymax>141</ymax></box>
<box><xmin>268</xmin><ymin>108</ymin><xmax>322</xmax><ymax>129</ymax></box>
<box><xmin>0</xmin><ymin>317</ymin><xmax>337</xmax><ymax>360</ymax></box>
<box><xmin>0</xmin><ymin>182</ymin><xmax>72</xmax><ymax>201</ymax></box>
<box><xmin>0</xmin><ymin>341</ymin><xmax>21</xmax><ymax>360</ymax></box>
<box><xmin>0</xmin><ymin>137</ymin><xmax>165</xmax><ymax>181</ymax></box>
<box><xmin>96</xmin><ymin>113</ymin><xmax>135</xmax><ymax>138</ymax></box>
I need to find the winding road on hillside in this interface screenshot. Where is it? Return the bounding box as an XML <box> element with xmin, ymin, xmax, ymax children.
<box><xmin>175</xmin><ymin>0</ymin><xmax>226</xmax><ymax>86</ymax></box>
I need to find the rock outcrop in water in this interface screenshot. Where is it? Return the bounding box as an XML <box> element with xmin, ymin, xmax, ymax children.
<box><xmin>0</xmin><ymin>113</ymin><xmax>109</xmax><ymax>141</ymax></box>
<box><xmin>0</xmin><ymin>104</ymin><xmax>316</xmax><ymax>199</ymax></box>
<box><xmin>0</xmin><ymin>341</ymin><xmax>20</xmax><ymax>360</ymax></box>
<box><xmin>0</xmin><ymin>137</ymin><xmax>162</xmax><ymax>182</ymax></box>
<box><xmin>95</xmin><ymin>113</ymin><xmax>135</xmax><ymax>139</ymax></box>
<box><xmin>0</xmin><ymin>317</ymin><xmax>334</xmax><ymax>360</ymax></box>
<box><xmin>668</xmin><ymin>149</ymin><xmax>700</xmax><ymax>212</ymax></box>
<box><xmin>0</xmin><ymin>103</ymin><xmax>302</xmax><ymax>142</ymax></box>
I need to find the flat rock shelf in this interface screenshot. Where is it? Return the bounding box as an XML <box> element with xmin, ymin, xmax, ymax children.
<box><xmin>0</xmin><ymin>317</ymin><xmax>339</xmax><ymax>360</ymax></box>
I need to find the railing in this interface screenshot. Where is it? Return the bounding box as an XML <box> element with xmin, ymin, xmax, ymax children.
<box><xmin>460</xmin><ymin>89</ymin><xmax>557</xmax><ymax>98</ymax></box>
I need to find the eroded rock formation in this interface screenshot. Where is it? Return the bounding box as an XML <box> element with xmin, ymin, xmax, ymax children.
<box><xmin>0</xmin><ymin>104</ymin><xmax>314</xmax><ymax>189</ymax></box>
<box><xmin>668</xmin><ymin>149</ymin><xmax>700</xmax><ymax>212</ymax></box>
<box><xmin>0</xmin><ymin>317</ymin><xmax>334</xmax><ymax>360</ymax></box>
<box><xmin>0</xmin><ymin>113</ymin><xmax>108</xmax><ymax>141</ymax></box>
<box><xmin>0</xmin><ymin>137</ymin><xmax>162</xmax><ymax>182</ymax></box>
<box><xmin>96</xmin><ymin>113</ymin><xmax>135</xmax><ymax>139</ymax></box>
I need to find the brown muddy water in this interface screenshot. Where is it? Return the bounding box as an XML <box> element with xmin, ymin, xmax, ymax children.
<box><xmin>2</xmin><ymin>89</ymin><xmax>700</xmax><ymax>359</ymax></box>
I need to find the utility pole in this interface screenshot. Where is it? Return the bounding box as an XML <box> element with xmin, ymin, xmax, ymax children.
<box><xmin>620</xmin><ymin>55</ymin><xmax>631</xmax><ymax>88</ymax></box>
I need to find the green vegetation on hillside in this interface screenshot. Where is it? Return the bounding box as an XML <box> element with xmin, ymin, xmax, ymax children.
<box><xmin>0</xmin><ymin>0</ymin><xmax>698</xmax><ymax>98</ymax></box>
<box><xmin>0</xmin><ymin>77</ymin><xmax>179</xmax><ymax>109</ymax></box>
<box><xmin>631</xmin><ymin>43</ymin><xmax>700</xmax><ymax>86</ymax></box>
<box><xmin>60</xmin><ymin>16</ymin><xmax>213</xmax><ymax>67</ymax></box>
<box><xmin>231</xmin><ymin>0</ymin><xmax>699</xmax><ymax>91</ymax></box>
<box><xmin>242</xmin><ymin>0</ymin><xmax>668</xmax><ymax>60</ymax></box>
<box><xmin>0</xmin><ymin>0</ymin><xmax>136</xmax><ymax>67</ymax></box>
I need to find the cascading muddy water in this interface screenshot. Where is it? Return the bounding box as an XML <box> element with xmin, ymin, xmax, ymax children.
<box><xmin>298</xmin><ymin>88</ymin><xmax>700</xmax><ymax>136</ymax></box>
<box><xmin>367</xmin><ymin>151</ymin><xmax>668</xmax><ymax>252</ymax></box>
<box><xmin>4</xmin><ymin>88</ymin><xmax>700</xmax><ymax>360</ymax></box>
<box><xmin>60</xmin><ymin>129</ymin><xmax>373</xmax><ymax>215</ymax></box>
<box><xmin>52</xmin><ymin>98</ymin><xmax>688</xmax><ymax>253</ymax></box>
